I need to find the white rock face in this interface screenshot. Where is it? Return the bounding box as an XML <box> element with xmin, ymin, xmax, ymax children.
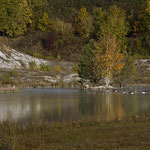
<box><xmin>0</xmin><ymin>49</ymin><xmax>48</xmax><ymax>69</ymax></box>
<box><xmin>63</xmin><ymin>74</ymin><xmax>81</xmax><ymax>83</ymax></box>
<box><xmin>137</xmin><ymin>59</ymin><xmax>150</xmax><ymax>71</ymax></box>
<box><xmin>43</xmin><ymin>76</ymin><xmax>58</xmax><ymax>83</ymax></box>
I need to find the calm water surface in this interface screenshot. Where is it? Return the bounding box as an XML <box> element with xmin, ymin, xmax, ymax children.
<box><xmin>0</xmin><ymin>88</ymin><xmax>150</xmax><ymax>123</ymax></box>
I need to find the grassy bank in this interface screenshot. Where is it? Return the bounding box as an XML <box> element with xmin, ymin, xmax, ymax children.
<box><xmin>0</xmin><ymin>117</ymin><xmax>150</xmax><ymax>150</ymax></box>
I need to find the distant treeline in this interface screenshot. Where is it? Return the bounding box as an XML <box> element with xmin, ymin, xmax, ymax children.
<box><xmin>0</xmin><ymin>0</ymin><xmax>149</xmax><ymax>59</ymax></box>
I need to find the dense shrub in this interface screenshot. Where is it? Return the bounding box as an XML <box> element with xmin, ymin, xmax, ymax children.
<box><xmin>42</xmin><ymin>32</ymin><xmax>57</xmax><ymax>50</ymax></box>
<box><xmin>39</xmin><ymin>63</ymin><xmax>51</xmax><ymax>71</ymax></box>
<box><xmin>0</xmin><ymin>73</ymin><xmax>13</xmax><ymax>85</ymax></box>
<box><xmin>29</xmin><ymin>61</ymin><xmax>38</xmax><ymax>70</ymax></box>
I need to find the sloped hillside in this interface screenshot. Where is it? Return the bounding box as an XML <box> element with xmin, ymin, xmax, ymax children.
<box><xmin>0</xmin><ymin>48</ymin><xmax>80</xmax><ymax>88</ymax></box>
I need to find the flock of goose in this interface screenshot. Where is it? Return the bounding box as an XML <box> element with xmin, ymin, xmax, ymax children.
<box><xmin>112</xmin><ymin>88</ymin><xmax>150</xmax><ymax>95</ymax></box>
<box><xmin>84</xmin><ymin>84</ymin><xmax>150</xmax><ymax>95</ymax></box>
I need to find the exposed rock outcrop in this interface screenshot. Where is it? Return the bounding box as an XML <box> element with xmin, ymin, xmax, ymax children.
<box><xmin>0</xmin><ymin>49</ymin><xmax>47</xmax><ymax>69</ymax></box>
<box><xmin>0</xmin><ymin>48</ymin><xmax>82</xmax><ymax>87</ymax></box>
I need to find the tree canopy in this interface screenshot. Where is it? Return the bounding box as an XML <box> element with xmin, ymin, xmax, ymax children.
<box><xmin>0</xmin><ymin>0</ymin><xmax>32</xmax><ymax>36</ymax></box>
<box><xmin>0</xmin><ymin>0</ymin><xmax>150</xmax><ymax>59</ymax></box>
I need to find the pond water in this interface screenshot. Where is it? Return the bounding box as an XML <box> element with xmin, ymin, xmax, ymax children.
<box><xmin>0</xmin><ymin>88</ymin><xmax>150</xmax><ymax>123</ymax></box>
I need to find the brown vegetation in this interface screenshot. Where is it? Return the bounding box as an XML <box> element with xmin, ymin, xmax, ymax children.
<box><xmin>0</xmin><ymin>117</ymin><xmax>150</xmax><ymax>150</ymax></box>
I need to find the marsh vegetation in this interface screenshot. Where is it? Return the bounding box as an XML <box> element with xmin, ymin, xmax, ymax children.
<box><xmin>0</xmin><ymin>117</ymin><xmax>150</xmax><ymax>150</ymax></box>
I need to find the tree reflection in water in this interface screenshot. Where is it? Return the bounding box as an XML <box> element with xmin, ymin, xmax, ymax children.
<box><xmin>0</xmin><ymin>89</ymin><xmax>150</xmax><ymax>123</ymax></box>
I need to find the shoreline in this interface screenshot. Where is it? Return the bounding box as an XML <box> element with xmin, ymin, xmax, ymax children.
<box><xmin>0</xmin><ymin>83</ymin><xmax>150</xmax><ymax>94</ymax></box>
<box><xmin>0</xmin><ymin>86</ymin><xmax>20</xmax><ymax>93</ymax></box>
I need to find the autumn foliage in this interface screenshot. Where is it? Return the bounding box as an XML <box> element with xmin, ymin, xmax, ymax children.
<box><xmin>93</xmin><ymin>36</ymin><xmax>124</xmax><ymax>79</ymax></box>
<box><xmin>78</xmin><ymin>36</ymin><xmax>124</xmax><ymax>83</ymax></box>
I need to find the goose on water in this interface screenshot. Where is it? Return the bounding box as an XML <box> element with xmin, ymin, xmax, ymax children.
<box><xmin>129</xmin><ymin>91</ymin><xmax>134</xmax><ymax>95</ymax></box>
<box><xmin>142</xmin><ymin>91</ymin><xmax>146</xmax><ymax>94</ymax></box>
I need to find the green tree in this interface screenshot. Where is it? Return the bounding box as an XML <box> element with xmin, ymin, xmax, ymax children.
<box><xmin>134</xmin><ymin>0</ymin><xmax>150</xmax><ymax>33</ymax></box>
<box><xmin>78</xmin><ymin>39</ymin><xmax>100</xmax><ymax>83</ymax></box>
<box><xmin>121</xmin><ymin>55</ymin><xmax>137</xmax><ymax>83</ymax></box>
<box><xmin>133</xmin><ymin>0</ymin><xmax>150</xmax><ymax>55</ymax></box>
<box><xmin>0</xmin><ymin>0</ymin><xmax>32</xmax><ymax>36</ymax></box>
<box><xmin>93</xmin><ymin>5</ymin><xmax>128</xmax><ymax>52</ymax></box>
<box><xmin>38</xmin><ymin>13</ymin><xmax>53</xmax><ymax>32</ymax></box>
<box><xmin>53</xmin><ymin>18</ymin><xmax>74</xmax><ymax>47</ymax></box>
<box><xmin>27</xmin><ymin>0</ymin><xmax>49</xmax><ymax>30</ymax></box>
<box><xmin>93</xmin><ymin>7</ymin><xmax>106</xmax><ymax>39</ymax></box>
<box><xmin>74</xmin><ymin>7</ymin><xmax>93</xmax><ymax>38</ymax></box>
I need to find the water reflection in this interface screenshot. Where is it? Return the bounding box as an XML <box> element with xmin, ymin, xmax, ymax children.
<box><xmin>0</xmin><ymin>88</ymin><xmax>150</xmax><ymax>123</ymax></box>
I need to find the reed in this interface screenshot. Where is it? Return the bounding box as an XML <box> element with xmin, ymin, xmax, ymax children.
<box><xmin>0</xmin><ymin>117</ymin><xmax>150</xmax><ymax>150</ymax></box>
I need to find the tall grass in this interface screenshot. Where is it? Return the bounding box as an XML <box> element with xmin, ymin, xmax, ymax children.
<box><xmin>0</xmin><ymin>117</ymin><xmax>150</xmax><ymax>150</ymax></box>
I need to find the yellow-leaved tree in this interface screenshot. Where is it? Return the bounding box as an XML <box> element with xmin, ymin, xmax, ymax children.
<box><xmin>78</xmin><ymin>36</ymin><xmax>124</xmax><ymax>85</ymax></box>
<box><xmin>93</xmin><ymin>35</ymin><xmax>124</xmax><ymax>80</ymax></box>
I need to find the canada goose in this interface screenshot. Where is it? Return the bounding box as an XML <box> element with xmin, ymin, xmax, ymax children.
<box><xmin>129</xmin><ymin>91</ymin><xmax>134</xmax><ymax>95</ymax></box>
